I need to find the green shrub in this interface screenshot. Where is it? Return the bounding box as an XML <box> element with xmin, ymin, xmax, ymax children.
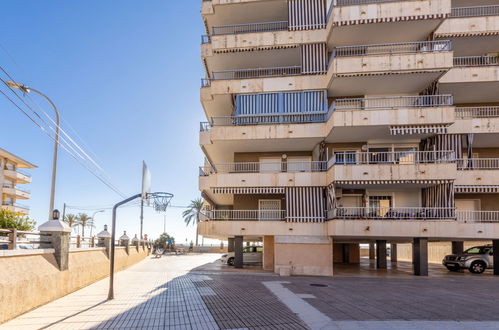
<box><xmin>0</xmin><ymin>209</ymin><xmax>36</xmax><ymax>231</ymax></box>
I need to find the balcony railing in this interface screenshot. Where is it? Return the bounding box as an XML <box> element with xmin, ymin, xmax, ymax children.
<box><xmin>457</xmin><ymin>210</ymin><xmax>499</xmax><ymax>223</ymax></box>
<box><xmin>455</xmin><ymin>106</ymin><xmax>499</xmax><ymax>118</ymax></box>
<box><xmin>333</xmin><ymin>95</ymin><xmax>453</xmax><ymax>110</ymax></box>
<box><xmin>200</xmin><ymin>122</ymin><xmax>212</xmax><ymax>132</ymax></box>
<box><xmin>200</xmin><ymin>161</ymin><xmax>328</xmax><ymax>175</ymax></box>
<box><xmin>211</xmin><ymin>21</ymin><xmax>288</xmax><ymax>36</ymax></box>
<box><xmin>201</xmin><ymin>78</ymin><xmax>211</xmax><ymax>87</ymax></box>
<box><xmin>1</xmin><ymin>202</ymin><xmax>30</xmax><ymax>210</ymax></box>
<box><xmin>211</xmin><ymin>66</ymin><xmax>302</xmax><ymax>80</ymax></box>
<box><xmin>2</xmin><ymin>184</ymin><xmax>30</xmax><ymax>194</ymax></box>
<box><xmin>332</xmin><ymin>40</ymin><xmax>452</xmax><ymax>58</ymax></box>
<box><xmin>210</xmin><ymin>111</ymin><xmax>331</xmax><ymax>126</ymax></box>
<box><xmin>457</xmin><ymin>158</ymin><xmax>499</xmax><ymax>170</ymax></box>
<box><xmin>450</xmin><ymin>5</ymin><xmax>499</xmax><ymax>18</ymax></box>
<box><xmin>328</xmin><ymin>207</ymin><xmax>455</xmax><ymax>220</ymax></box>
<box><xmin>204</xmin><ymin>209</ymin><xmax>286</xmax><ymax>221</ymax></box>
<box><xmin>330</xmin><ymin>150</ymin><xmax>455</xmax><ymax>166</ymax></box>
<box><xmin>201</xmin><ymin>35</ymin><xmax>210</xmax><ymax>44</ymax></box>
<box><xmin>454</xmin><ymin>56</ymin><xmax>499</xmax><ymax>67</ymax></box>
<box><xmin>336</xmin><ymin>0</ymin><xmax>410</xmax><ymax>6</ymax></box>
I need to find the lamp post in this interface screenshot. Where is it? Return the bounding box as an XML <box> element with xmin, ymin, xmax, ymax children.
<box><xmin>90</xmin><ymin>210</ymin><xmax>105</xmax><ymax>237</ymax></box>
<box><xmin>4</xmin><ymin>80</ymin><xmax>69</xmax><ymax>232</ymax></box>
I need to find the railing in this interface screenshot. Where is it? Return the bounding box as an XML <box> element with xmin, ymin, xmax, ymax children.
<box><xmin>334</xmin><ymin>95</ymin><xmax>453</xmax><ymax>110</ymax></box>
<box><xmin>457</xmin><ymin>158</ymin><xmax>499</xmax><ymax>170</ymax></box>
<box><xmin>455</xmin><ymin>106</ymin><xmax>499</xmax><ymax>118</ymax></box>
<box><xmin>450</xmin><ymin>5</ymin><xmax>499</xmax><ymax>18</ymax></box>
<box><xmin>205</xmin><ymin>209</ymin><xmax>286</xmax><ymax>221</ymax></box>
<box><xmin>2</xmin><ymin>184</ymin><xmax>30</xmax><ymax>194</ymax></box>
<box><xmin>330</xmin><ymin>150</ymin><xmax>455</xmax><ymax>166</ymax></box>
<box><xmin>457</xmin><ymin>210</ymin><xmax>499</xmax><ymax>223</ymax></box>
<box><xmin>208</xmin><ymin>112</ymin><xmax>330</xmax><ymax>126</ymax></box>
<box><xmin>211</xmin><ymin>66</ymin><xmax>302</xmax><ymax>80</ymax></box>
<box><xmin>201</xmin><ymin>35</ymin><xmax>210</xmax><ymax>44</ymax></box>
<box><xmin>201</xmin><ymin>78</ymin><xmax>211</xmax><ymax>87</ymax></box>
<box><xmin>332</xmin><ymin>40</ymin><xmax>452</xmax><ymax>58</ymax></box>
<box><xmin>200</xmin><ymin>161</ymin><xmax>328</xmax><ymax>175</ymax></box>
<box><xmin>336</xmin><ymin>0</ymin><xmax>410</xmax><ymax>6</ymax></box>
<box><xmin>0</xmin><ymin>229</ymin><xmax>51</xmax><ymax>250</ymax></box>
<box><xmin>454</xmin><ymin>56</ymin><xmax>499</xmax><ymax>67</ymax></box>
<box><xmin>212</xmin><ymin>21</ymin><xmax>288</xmax><ymax>36</ymax></box>
<box><xmin>1</xmin><ymin>202</ymin><xmax>30</xmax><ymax>210</ymax></box>
<box><xmin>200</xmin><ymin>121</ymin><xmax>212</xmax><ymax>132</ymax></box>
<box><xmin>4</xmin><ymin>169</ymin><xmax>32</xmax><ymax>178</ymax></box>
<box><xmin>328</xmin><ymin>207</ymin><xmax>455</xmax><ymax>220</ymax></box>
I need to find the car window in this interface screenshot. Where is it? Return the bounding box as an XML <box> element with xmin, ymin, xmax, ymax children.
<box><xmin>243</xmin><ymin>247</ymin><xmax>250</xmax><ymax>253</ymax></box>
<box><xmin>464</xmin><ymin>246</ymin><xmax>490</xmax><ymax>254</ymax></box>
<box><xmin>256</xmin><ymin>247</ymin><xmax>263</xmax><ymax>253</ymax></box>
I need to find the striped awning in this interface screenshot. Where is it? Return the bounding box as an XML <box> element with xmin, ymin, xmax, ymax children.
<box><xmin>435</xmin><ymin>31</ymin><xmax>499</xmax><ymax>38</ymax></box>
<box><xmin>390</xmin><ymin>125</ymin><xmax>448</xmax><ymax>135</ymax></box>
<box><xmin>335</xmin><ymin>179</ymin><xmax>452</xmax><ymax>185</ymax></box>
<box><xmin>334</xmin><ymin>13</ymin><xmax>448</xmax><ymax>27</ymax></box>
<box><xmin>455</xmin><ymin>186</ymin><xmax>499</xmax><ymax>193</ymax></box>
<box><xmin>212</xmin><ymin>187</ymin><xmax>285</xmax><ymax>194</ymax></box>
<box><xmin>335</xmin><ymin>69</ymin><xmax>447</xmax><ymax>78</ymax></box>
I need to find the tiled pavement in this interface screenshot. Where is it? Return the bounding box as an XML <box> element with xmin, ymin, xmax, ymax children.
<box><xmin>3</xmin><ymin>254</ymin><xmax>499</xmax><ymax>330</ymax></box>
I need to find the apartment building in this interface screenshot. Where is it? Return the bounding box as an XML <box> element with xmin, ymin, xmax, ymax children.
<box><xmin>0</xmin><ymin>148</ymin><xmax>36</xmax><ymax>215</ymax></box>
<box><xmin>198</xmin><ymin>0</ymin><xmax>499</xmax><ymax>276</ymax></box>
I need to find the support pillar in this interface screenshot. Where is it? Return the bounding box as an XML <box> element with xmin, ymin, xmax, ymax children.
<box><xmin>39</xmin><ymin>218</ymin><xmax>71</xmax><ymax>271</ymax></box>
<box><xmin>369</xmin><ymin>242</ymin><xmax>375</xmax><ymax>260</ymax></box>
<box><xmin>342</xmin><ymin>244</ymin><xmax>350</xmax><ymax>263</ymax></box>
<box><xmin>234</xmin><ymin>236</ymin><xmax>243</xmax><ymax>269</ymax></box>
<box><xmin>493</xmin><ymin>240</ymin><xmax>499</xmax><ymax>276</ymax></box>
<box><xmin>263</xmin><ymin>236</ymin><xmax>275</xmax><ymax>271</ymax></box>
<box><xmin>376</xmin><ymin>240</ymin><xmax>387</xmax><ymax>269</ymax></box>
<box><xmin>390</xmin><ymin>243</ymin><xmax>397</xmax><ymax>263</ymax></box>
<box><xmin>452</xmin><ymin>241</ymin><xmax>464</xmax><ymax>255</ymax></box>
<box><xmin>228</xmin><ymin>237</ymin><xmax>235</xmax><ymax>253</ymax></box>
<box><xmin>413</xmin><ymin>238</ymin><xmax>428</xmax><ymax>276</ymax></box>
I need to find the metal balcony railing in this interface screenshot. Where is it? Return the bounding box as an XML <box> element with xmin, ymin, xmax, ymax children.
<box><xmin>204</xmin><ymin>209</ymin><xmax>286</xmax><ymax>221</ymax></box>
<box><xmin>450</xmin><ymin>5</ymin><xmax>499</xmax><ymax>18</ymax></box>
<box><xmin>208</xmin><ymin>111</ymin><xmax>331</xmax><ymax>127</ymax></box>
<box><xmin>333</xmin><ymin>95</ymin><xmax>453</xmax><ymax>110</ymax></box>
<box><xmin>332</xmin><ymin>40</ymin><xmax>452</xmax><ymax>58</ymax></box>
<box><xmin>211</xmin><ymin>66</ymin><xmax>302</xmax><ymax>80</ymax></box>
<box><xmin>211</xmin><ymin>21</ymin><xmax>289</xmax><ymax>36</ymax></box>
<box><xmin>457</xmin><ymin>210</ymin><xmax>499</xmax><ymax>223</ymax></box>
<box><xmin>457</xmin><ymin>158</ymin><xmax>499</xmax><ymax>170</ymax></box>
<box><xmin>200</xmin><ymin>122</ymin><xmax>212</xmax><ymax>132</ymax></box>
<box><xmin>454</xmin><ymin>56</ymin><xmax>499</xmax><ymax>67</ymax></box>
<box><xmin>328</xmin><ymin>207</ymin><xmax>456</xmax><ymax>220</ymax></box>
<box><xmin>2</xmin><ymin>184</ymin><xmax>30</xmax><ymax>194</ymax></box>
<box><xmin>336</xmin><ymin>0</ymin><xmax>411</xmax><ymax>6</ymax></box>
<box><xmin>201</xmin><ymin>78</ymin><xmax>211</xmax><ymax>87</ymax></box>
<box><xmin>330</xmin><ymin>150</ymin><xmax>455</xmax><ymax>166</ymax></box>
<box><xmin>200</xmin><ymin>161</ymin><xmax>328</xmax><ymax>175</ymax></box>
<box><xmin>201</xmin><ymin>35</ymin><xmax>210</xmax><ymax>44</ymax></box>
<box><xmin>455</xmin><ymin>106</ymin><xmax>499</xmax><ymax>118</ymax></box>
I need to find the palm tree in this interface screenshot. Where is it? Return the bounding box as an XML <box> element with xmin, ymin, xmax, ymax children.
<box><xmin>77</xmin><ymin>213</ymin><xmax>93</xmax><ymax>238</ymax></box>
<box><xmin>182</xmin><ymin>198</ymin><xmax>204</xmax><ymax>246</ymax></box>
<box><xmin>63</xmin><ymin>214</ymin><xmax>79</xmax><ymax>234</ymax></box>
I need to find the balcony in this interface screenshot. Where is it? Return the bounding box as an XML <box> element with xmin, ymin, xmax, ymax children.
<box><xmin>457</xmin><ymin>210</ymin><xmax>499</xmax><ymax>223</ymax></box>
<box><xmin>211</xmin><ymin>21</ymin><xmax>288</xmax><ymax>36</ymax></box>
<box><xmin>3</xmin><ymin>169</ymin><xmax>32</xmax><ymax>183</ymax></box>
<box><xmin>435</xmin><ymin>5</ymin><xmax>499</xmax><ymax>55</ymax></box>
<box><xmin>455</xmin><ymin>158</ymin><xmax>499</xmax><ymax>186</ymax></box>
<box><xmin>1</xmin><ymin>203</ymin><xmax>30</xmax><ymax>214</ymax></box>
<box><xmin>204</xmin><ymin>209</ymin><xmax>286</xmax><ymax>221</ymax></box>
<box><xmin>327</xmin><ymin>0</ymin><xmax>451</xmax><ymax>46</ymax></box>
<box><xmin>2</xmin><ymin>184</ymin><xmax>31</xmax><ymax>199</ymax></box>
<box><xmin>439</xmin><ymin>56</ymin><xmax>499</xmax><ymax>104</ymax></box>
<box><xmin>328</xmin><ymin>207</ymin><xmax>455</xmax><ymax>220</ymax></box>
<box><xmin>329</xmin><ymin>150</ymin><xmax>457</xmax><ymax>183</ymax></box>
<box><xmin>327</xmin><ymin>40</ymin><xmax>453</xmax><ymax>96</ymax></box>
<box><xmin>455</xmin><ymin>106</ymin><xmax>499</xmax><ymax>119</ymax></box>
<box><xmin>211</xmin><ymin>66</ymin><xmax>302</xmax><ymax>81</ymax></box>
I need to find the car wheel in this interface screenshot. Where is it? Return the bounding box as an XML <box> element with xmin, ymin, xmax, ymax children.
<box><xmin>227</xmin><ymin>257</ymin><xmax>235</xmax><ymax>266</ymax></box>
<box><xmin>469</xmin><ymin>261</ymin><xmax>486</xmax><ymax>274</ymax></box>
<box><xmin>446</xmin><ymin>265</ymin><xmax>460</xmax><ymax>272</ymax></box>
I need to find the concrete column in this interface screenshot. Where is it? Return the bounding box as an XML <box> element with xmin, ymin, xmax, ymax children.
<box><xmin>493</xmin><ymin>240</ymin><xmax>499</xmax><ymax>276</ymax></box>
<box><xmin>234</xmin><ymin>236</ymin><xmax>243</xmax><ymax>269</ymax></box>
<box><xmin>413</xmin><ymin>238</ymin><xmax>429</xmax><ymax>276</ymax></box>
<box><xmin>376</xmin><ymin>240</ymin><xmax>387</xmax><ymax>269</ymax></box>
<box><xmin>390</xmin><ymin>243</ymin><xmax>397</xmax><ymax>263</ymax></box>
<box><xmin>228</xmin><ymin>237</ymin><xmax>235</xmax><ymax>253</ymax></box>
<box><xmin>369</xmin><ymin>242</ymin><xmax>375</xmax><ymax>260</ymax></box>
<box><xmin>342</xmin><ymin>244</ymin><xmax>350</xmax><ymax>263</ymax></box>
<box><xmin>49</xmin><ymin>231</ymin><xmax>70</xmax><ymax>271</ymax></box>
<box><xmin>263</xmin><ymin>236</ymin><xmax>275</xmax><ymax>271</ymax></box>
<box><xmin>452</xmin><ymin>241</ymin><xmax>464</xmax><ymax>255</ymax></box>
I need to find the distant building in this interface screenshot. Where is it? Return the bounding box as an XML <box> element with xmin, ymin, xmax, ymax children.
<box><xmin>198</xmin><ymin>0</ymin><xmax>499</xmax><ymax>276</ymax></box>
<box><xmin>0</xmin><ymin>148</ymin><xmax>36</xmax><ymax>215</ymax></box>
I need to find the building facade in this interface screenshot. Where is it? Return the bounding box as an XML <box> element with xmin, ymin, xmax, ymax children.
<box><xmin>0</xmin><ymin>148</ymin><xmax>36</xmax><ymax>215</ymax></box>
<box><xmin>198</xmin><ymin>0</ymin><xmax>499</xmax><ymax>276</ymax></box>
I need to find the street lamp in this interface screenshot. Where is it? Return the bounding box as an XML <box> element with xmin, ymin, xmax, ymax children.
<box><xmin>90</xmin><ymin>210</ymin><xmax>105</xmax><ymax>237</ymax></box>
<box><xmin>5</xmin><ymin>80</ymin><xmax>69</xmax><ymax>232</ymax></box>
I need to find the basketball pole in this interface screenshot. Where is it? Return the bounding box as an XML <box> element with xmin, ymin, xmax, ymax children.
<box><xmin>140</xmin><ymin>199</ymin><xmax>144</xmax><ymax>239</ymax></box>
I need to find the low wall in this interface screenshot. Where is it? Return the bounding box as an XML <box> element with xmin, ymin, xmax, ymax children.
<box><xmin>396</xmin><ymin>241</ymin><xmax>490</xmax><ymax>264</ymax></box>
<box><xmin>0</xmin><ymin>246</ymin><xmax>149</xmax><ymax>324</ymax></box>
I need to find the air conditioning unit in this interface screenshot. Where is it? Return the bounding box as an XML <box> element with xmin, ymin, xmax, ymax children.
<box><xmin>335</xmin><ymin>188</ymin><xmax>343</xmax><ymax>198</ymax></box>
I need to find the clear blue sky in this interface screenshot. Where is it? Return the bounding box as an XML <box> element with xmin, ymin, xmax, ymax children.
<box><xmin>1</xmin><ymin>1</ymin><xmax>208</xmax><ymax>243</ymax></box>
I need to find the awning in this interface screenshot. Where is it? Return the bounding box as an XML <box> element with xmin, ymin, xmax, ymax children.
<box><xmin>390</xmin><ymin>125</ymin><xmax>448</xmax><ymax>135</ymax></box>
<box><xmin>455</xmin><ymin>186</ymin><xmax>499</xmax><ymax>193</ymax></box>
<box><xmin>212</xmin><ymin>187</ymin><xmax>285</xmax><ymax>194</ymax></box>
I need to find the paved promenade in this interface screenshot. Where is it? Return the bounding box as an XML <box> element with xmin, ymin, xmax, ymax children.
<box><xmin>2</xmin><ymin>254</ymin><xmax>499</xmax><ymax>329</ymax></box>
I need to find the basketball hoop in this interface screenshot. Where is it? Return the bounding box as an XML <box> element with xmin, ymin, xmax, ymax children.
<box><xmin>147</xmin><ymin>192</ymin><xmax>173</xmax><ymax>213</ymax></box>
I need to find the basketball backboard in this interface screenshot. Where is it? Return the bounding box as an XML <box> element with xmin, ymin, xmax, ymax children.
<box><xmin>142</xmin><ymin>161</ymin><xmax>151</xmax><ymax>206</ymax></box>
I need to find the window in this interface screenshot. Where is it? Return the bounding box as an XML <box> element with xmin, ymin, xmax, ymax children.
<box><xmin>256</xmin><ymin>247</ymin><xmax>263</xmax><ymax>253</ymax></box>
<box><xmin>334</xmin><ymin>151</ymin><xmax>356</xmax><ymax>165</ymax></box>
<box><xmin>464</xmin><ymin>246</ymin><xmax>491</xmax><ymax>255</ymax></box>
<box><xmin>369</xmin><ymin>196</ymin><xmax>392</xmax><ymax>217</ymax></box>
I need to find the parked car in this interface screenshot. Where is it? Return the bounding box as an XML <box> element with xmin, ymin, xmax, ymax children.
<box><xmin>221</xmin><ymin>246</ymin><xmax>263</xmax><ymax>266</ymax></box>
<box><xmin>442</xmin><ymin>245</ymin><xmax>493</xmax><ymax>274</ymax></box>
